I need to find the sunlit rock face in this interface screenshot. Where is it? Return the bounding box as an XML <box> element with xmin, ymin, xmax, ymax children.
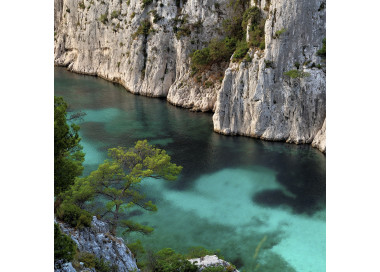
<box><xmin>189</xmin><ymin>255</ymin><xmax>240</xmax><ymax>271</ymax></box>
<box><xmin>213</xmin><ymin>0</ymin><xmax>326</xmax><ymax>148</ymax></box>
<box><xmin>54</xmin><ymin>0</ymin><xmax>232</xmax><ymax>104</ymax></box>
<box><xmin>54</xmin><ymin>0</ymin><xmax>326</xmax><ymax>151</ymax></box>
<box><xmin>55</xmin><ymin>216</ymin><xmax>138</xmax><ymax>272</ymax></box>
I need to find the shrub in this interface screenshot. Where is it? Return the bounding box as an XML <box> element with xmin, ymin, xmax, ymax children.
<box><xmin>242</xmin><ymin>7</ymin><xmax>261</xmax><ymax>30</ymax></box>
<box><xmin>99</xmin><ymin>13</ymin><xmax>108</xmax><ymax>24</ymax></box>
<box><xmin>222</xmin><ymin>16</ymin><xmax>244</xmax><ymax>41</ymax></box>
<box><xmin>186</xmin><ymin>246</ymin><xmax>221</xmax><ymax>259</ymax></box>
<box><xmin>56</xmin><ymin>203</ymin><xmax>92</xmax><ymax>228</ymax></box>
<box><xmin>202</xmin><ymin>266</ymin><xmax>229</xmax><ymax>272</ymax></box>
<box><xmin>151</xmin><ymin>248</ymin><xmax>198</xmax><ymax>272</ymax></box>
<box><xmin>54</xmin><ymin>223</ymin><xmax>77</xmax><ymax>263</ymax></box>
<box><xmin>66</xmin><ymin>8</ymin><xmax>70</xmax><ymax>13</ymax></box>
<box><xmin>142</xmin><ymin>0</ymin><xmax>153</xmax><ymax>8</ymax></box>
<box><xmin>284</xmin><ymin>70</ymin><xmax>311</xmax><ymax>78</ymax></box>
<box><xmin>77</xmin><ymin>252</ymin><xmax>117</xmax><ymax>272</ymax></box>
<box><xmin>78</xmin><ymin>1</ymin><xmax>85</xmax><ymax>9</ymax></box>
<box><xmin>274</xmin><ymin>28</ymin><xmax>286</xmax><ymax>38</ymax></box>
<box><xmin>111</xmin><ymin>10</ymin><xmax>121</xmax><ymax>20</ymax></box>
<box><xmin>232</xmin><ymin>40</ymin><xmax>248</xmax><ymax>60</ymax></box>
<box><xmin>316</xmin><ymin>38</ymin><xmax>326</xmax><ymax>58</ymax></box>
<box><xmin>175</xmin><ymin>26</ymin><xmax>191</xmax><ymax>39</ymax></box>
<box><xmin>132</xmin><ymin>19</ymin><xmax>152</xmax><ymax>39</ymax></box>
<box><xmin>191</xmin><ymin>47</ymin><xmax>211</xmax><ymax>69</ymax></box>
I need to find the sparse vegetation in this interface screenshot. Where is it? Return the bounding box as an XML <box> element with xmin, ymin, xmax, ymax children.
<box><xmin>99</xmin><ymin>13</ymin><xmax>108</xmax><ymax>24</ymax></box>
<box><xmin>264</xmin><ymin>59</ymin><xmax>274</xmax><ymax>68</ymax></box>
<box><xmin>142</xmin><ymin>0</ymin><xmax>153</xmax><ymax>8</ymax></box>
<box><xmin>191</xmin><ymin>38</ymin><xmax>236</xmax><ymax>71</ymax></box>
<box><xmin>78</xmin><ymin>1</ymin><xmax>85</xmax><ymax>9</ymax></box>
<box><xmin>274</xmin><ymin>28</ymin><xmax>286</xmax><ymax>38</ymax></box>
<box><xmin>54</xmin><ymin>223</ymin><xmax>77</xmax><ymax>264</ymax></box>
<box><xmin>148</xmin><ymin>248</ymin><xmax>198</xmax><ymax>272</ymax></box>
<box><xmin>111</xmin><ymin>10</ymin><xmax>121</xmax><ymax>20</ymax></box>
<box><xmin>232</xmin><ymin>40</ymin><xmax>249</xmax><ymax>60</ymax></box>
<box><xmin>284</xmin><ymin>70</ymin><xmax>311</xmax><ymax>78</ymax></box>
<box><xmin>76</xmin><ymin>252</ymin><xmax>118</xmax><ymax>272</ymax></box>
<box><xmin>132</xmin><ymin>19</ymin><xmax>152</xmax><ymax>39</ymax></box>
<box><xmin>316</xmin><ymin>38</ymin><xmax>326</xmax><ymax>58</ymax></box>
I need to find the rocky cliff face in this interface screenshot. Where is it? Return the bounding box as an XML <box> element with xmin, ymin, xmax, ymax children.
<box><xmin>54</xmin><ymin>0</ymin><xmax>326</xmax><ymax>152</ymax></box>
<box><xmin>213</xmin><ymin>0</ymin><xmax>326</xmax><ymax>149</ymax></box>
<box><xmin>56</xmin><ymin>216</ymin><xmax>138</xmax><ymax>272</ymax></box>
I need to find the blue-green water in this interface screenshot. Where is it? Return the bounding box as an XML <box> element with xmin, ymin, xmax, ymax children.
<box><xmin>55</xmin><ymin>67</ymin><xmax>326</xmax><ymax>272</ymax></box>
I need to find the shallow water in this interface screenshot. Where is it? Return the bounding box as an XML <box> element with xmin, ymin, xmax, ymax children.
<box><xmin>55</xmin><ymin>67</ymin><xmax>326</xmax><ymax>272</ymax></box>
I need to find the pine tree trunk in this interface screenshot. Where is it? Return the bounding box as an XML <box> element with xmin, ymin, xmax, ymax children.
<box><xmin>111</xmin><ymin>204</ymin><xmax>120</xmax><ymax>235</ymax></box>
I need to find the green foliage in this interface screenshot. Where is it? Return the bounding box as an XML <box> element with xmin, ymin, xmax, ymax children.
<box><xmin>83</xmin><ymin>140</ymin><xmax>182</xmax><ymax>234</ymax></box>
<box><xmin>264</xmin><ymin>59</ymin><xmax>274</xmax><ymax>68</ymax></box>
<box><xmin>222</xmin><ymin>16</ymin><xmax>244</xmax><ymax>41</ymax></box>
<box><xmin>121</xmin><ymin>220</ymin><xmax>154</xmax><ymax>235</ymax></box>
<box><xmin>66</xmin><ymin>8</ymin><xmax>70</xmax><ymax>13</ymax></box>
<box><xmin>191</xmin><ymin>47</ymin><xmax>211</xmax><ymax>69</ymax></box>
<box><xmin>54</xmin><ymin>223</ymin><xmax>77</xmax><ymax>263</ymax></box>
<box><xmin>128</xmin><ymin>240</ymin><xmax>146</xmax><ymax>258</ymax></box>
<box><xmin>56</xmin><ymin>203</ymin><xmax>92</xmax><ymax>228</ymax></box>
<box><xmin>150</xmin><ymin>248</ymin><xmax>198</xmax><ymax>272</ymax></box>
<box><xmin>316</xmin><ymin>38</ymin><xmax>326</xmax><ymax>58</ymax></box>
<box><xmin>132</xmin><ymin>19</ymin><xmax>152</xmax><ymax>39</ymax></box>
<box><xmin>190</xmin><ymin>38</ymin><xmax>236</xmax><ymax>71</ymax></box>
<box><xmin>202</xmin><ymin>266</ymin><xmax>230</xmax><ymax>272</ymax></box>
<box><xmin>186</xmin><ymin>246</ymin><xmax>221</xmax><ymax>259</ymax></box>
<box><xmin>274</xmin><ymin>28</ymin><xmax>286</xmax><ymax>38</ymax></box>
<box><xmin>77</xmin><ymin>252</ymin><xmax>118</xmax><ymax>272</ymax></box>
<box><xmin>78</xmin><ymin>1</ymin><xmax>85</xmax><ymax>9</ymax></box>
<box><xmin>284</xmin><ymin>70</ymin><xmax>311</xmax><ymax>78</ymax></box>
<box><xmin>111</xmin><ymin>10</ymin><xmax>121</xmax><ymax>19</ymax></box>
<box><xmin>54</xmin><ymin>96</ymin><xmax>84</xmax><ymax>195</ymax></box>
<box><xmin>142</xmin><ymin>0</ymin><xmax>153</xmax><ymax>8</ymax></box>
<box><xmin>99</xmin><ymin>13</ymin><xmax>108</xmax><ymax>24</ymax></box>
<box><xmin>175</xmin><ymin>26</ymin><xmax>191</xmax><ymax>39</ymax></box>
<box><xmin>242</xmin><ymin>7</ymin><xmax>261</xmax><ymax>30</ymax></box>
<box><xmin>232</xmin><ymin>40</ymin><xmax>248</xmax><ymax>60</ymax></box>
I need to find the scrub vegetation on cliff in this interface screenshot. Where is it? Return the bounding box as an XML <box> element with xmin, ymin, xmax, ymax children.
<box><xmin>191</xmin><ymin>1</ymin><xmax>266</xmax><ymax>79</ymax></box>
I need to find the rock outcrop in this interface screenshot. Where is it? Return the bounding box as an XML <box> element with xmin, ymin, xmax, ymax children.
<box><xmin>213</xmin><ymin>0</ymin><xmax>326</xmax><ymax>147</ymax></box>
<box><xmin>54</xmin><ymin>0</ymin><xmax>326</xmax><ymax>152</ymax></box>
<box><xmin>312</xmin><ymin>118</ymin><xmax>326</xmax><ymax>152</ymax></box>
<box><xmin>188</xmin><ymin>255</ymin><xmax>239</xmax><ymax>271</ymax></box>
<box><xmin>55</xmin><ymin>216</ymin><xmax>138</xmax><ymax>272</ymax></box>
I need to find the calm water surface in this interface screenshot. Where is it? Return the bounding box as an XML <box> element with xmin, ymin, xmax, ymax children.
<box><xmin>55</xmin><ymin>67</ymin><xmax>326</xmax><ymax>272</ymax></box>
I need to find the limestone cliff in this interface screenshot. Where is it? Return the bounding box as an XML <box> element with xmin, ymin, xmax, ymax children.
<box><xmin>55</xmin><ymin>216</ymin><xmax>138</xmax><ymax>272</ymax></box>
<box><xmin>54</xmin><ymin>0</ymin><xmax>326</xmax><ymax>152</ymax></box>
<box><xmin>213</xmin><ymin>0</ymin><xmax>326</xmax><ymax>151</ymax></box>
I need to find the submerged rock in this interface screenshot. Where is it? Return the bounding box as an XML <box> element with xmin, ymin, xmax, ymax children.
<box><xmin>188</xmin><ymin>255</ymin><xmax>239</xmax><ymax>272</ymax></box>
<box><xmin>55</xmin><ymin>216</ymin><xmax>138</xmax><ymax>272</ymax></box>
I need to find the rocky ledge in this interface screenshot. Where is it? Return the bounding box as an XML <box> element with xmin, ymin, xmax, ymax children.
<box><xmin>189</xmin><ymin>255</ymin><xmax>239</xmax><ymax>272</ymax></box>
<box><xmin>55</xmin><ymin>216</ymin><xmax>138</xmax><ymax>272</ymax></box>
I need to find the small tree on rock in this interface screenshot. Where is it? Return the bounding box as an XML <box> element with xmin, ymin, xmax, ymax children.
<box><xmin>84</xmin><ymin>140</ymin><xmax>182</xmax><ymax>235</ymax></box>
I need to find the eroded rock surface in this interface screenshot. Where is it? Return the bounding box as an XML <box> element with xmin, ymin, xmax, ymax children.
<box><xmin>55</xmin><ymin>216</ymin><xmax>138</xmax><ymax>272</ymax></box>
<box><xmin>213</xmin><ymin>0</ymin><xmax>326</xmax><ymax>146</ymax></box>
<box><xmin>189</xmin><ymin>255</ymin><xmax>239</xmax><ymax>271</ymax></box>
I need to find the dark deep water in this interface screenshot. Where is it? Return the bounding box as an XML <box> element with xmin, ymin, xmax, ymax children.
<box><xmin>55</xmin><ymin>67</ymin><xmax>326</xmax><ymax>272</ymax></box>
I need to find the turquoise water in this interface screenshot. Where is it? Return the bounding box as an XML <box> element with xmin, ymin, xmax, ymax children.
<box><xmin>55</xmin><ymin>67</ymin><xmax>326</xmax><ymax>272</ymax></box>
